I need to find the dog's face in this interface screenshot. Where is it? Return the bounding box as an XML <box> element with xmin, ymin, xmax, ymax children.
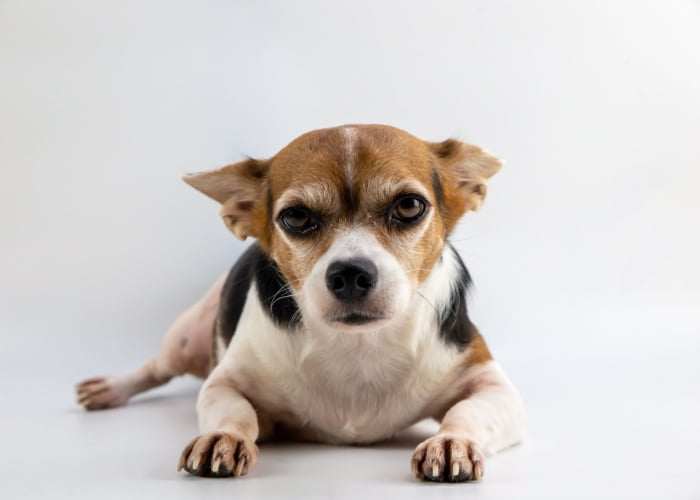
<box><xmin>184</xmin><ymin>125</ymin><xmax>500</xmax><ymax>332</ymax></box>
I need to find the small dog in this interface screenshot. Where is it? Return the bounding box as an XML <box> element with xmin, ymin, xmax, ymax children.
<box><xmin>76</xmin><ymin>124</ymin><xmax>525</xmax><ymax>482</ymax></box>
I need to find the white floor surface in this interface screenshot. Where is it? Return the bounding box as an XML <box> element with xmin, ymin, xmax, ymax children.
<box><xmin>2</xmin><ymin>306</ymin><xmax>699</xmax><ymax>500</ymax></box>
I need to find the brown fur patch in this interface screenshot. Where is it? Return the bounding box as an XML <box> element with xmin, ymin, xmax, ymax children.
<box><xmin>183</xmin><ymin>125</ymin><xmax>501</xmax><ymax>292</ymax></box>
<box><xmin>265</xmin><ymin>125</ymin><xmax>453</xmax><ymax>288</ymax></box>
<box><xmin>426</xmin><ymin>139</ymin><xmax>501</xmax><ymax>231</ymax></box>
<box><xmin>183</xmin><ymin>159</ymin><xmax>271</xmax><ymax>243</ymax></box>
<box><xmin>465</xmin><ymin>331</ymin><xmax>493</xmax><ymax>366</ymax></box>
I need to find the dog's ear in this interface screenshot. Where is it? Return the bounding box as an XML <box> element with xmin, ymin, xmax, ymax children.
<box><xmin>183</xmin><ymin>158</ymin><xmax>269</xmax><ymax>240</ymax></box>
<box><xmin>428</xmin><ymin>139</ymin><xmax>502</xmax><ymax>212</ymax></box>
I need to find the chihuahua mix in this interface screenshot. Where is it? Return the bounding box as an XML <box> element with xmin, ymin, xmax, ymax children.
<box><xmin>76</xmin><ymin>124</ymin><xmax>524</xmax><ymax>482</ymax></box>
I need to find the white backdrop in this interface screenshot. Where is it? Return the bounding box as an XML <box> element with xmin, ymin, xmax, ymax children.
<box><xmin>1</xmin><ymin>1</ymin><xmax>699</xmax><ymax>499</ymax></box>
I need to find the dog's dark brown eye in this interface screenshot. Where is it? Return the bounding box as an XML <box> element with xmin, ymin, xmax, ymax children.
<box><xmin>278</xmin><ymin>207</ymin><xmax>318</xmax><ymax>235</ymax></box>
<box><xmin>391</xmin><ymin>196</ymin><xmax>427</xmax><ymax>224</ymax></box>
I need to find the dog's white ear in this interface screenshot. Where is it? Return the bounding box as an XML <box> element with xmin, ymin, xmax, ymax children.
<box><xmin>428</xmin><ymin>139</ymin><xmax>502</xmax><ymax>212</ymax></box>
<box><xmin>183</xmin><ymin>158</ymin><xmax>269</xmax><ymax>240</ymax></box>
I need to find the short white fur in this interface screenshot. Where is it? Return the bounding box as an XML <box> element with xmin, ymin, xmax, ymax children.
<box><xmin>199</xmin><ymin>244</ymin><xmax>525</xmax><ymax>448</ymax></box>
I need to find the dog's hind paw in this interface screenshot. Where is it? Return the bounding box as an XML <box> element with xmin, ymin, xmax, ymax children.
<box><xmin>75</xmin><ymin>376</ymin><xmax>129</xmax><ymax>410</ymax></box>
<box><xmin>178</xmin><ymin>432</ymin><xmax>258</xmax><ymax>478</ymax></box>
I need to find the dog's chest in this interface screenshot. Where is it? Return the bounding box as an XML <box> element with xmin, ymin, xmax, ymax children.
<box><xmin>247</xmin><ymin>339</ymin><xmax>456</xmax><ymax>443</ymax></box>
<box><xmin>224</xmin><ymin>305</ymin><xmax>462</xmax><ymax>444</ymax></box>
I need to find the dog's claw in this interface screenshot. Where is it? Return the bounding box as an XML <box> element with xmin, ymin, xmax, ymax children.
<box><xmin>234</xmin><ymin>457</ymin><xmax>246</xmax><ymax>477</ymax></box>
<box><xmin>473</xmin><ymin>463</ymin><xmax>482</xmax><ymax>481</ymax></box>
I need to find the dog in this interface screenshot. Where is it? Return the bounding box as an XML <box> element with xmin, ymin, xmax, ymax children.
<box><xmin>75</xmin><ymin>124</ymin><xmax>525</xmax><ymax>482</ymax></box>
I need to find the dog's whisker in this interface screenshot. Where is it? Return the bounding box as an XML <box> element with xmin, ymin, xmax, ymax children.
<box><xmin>415</xmin><ymin>290</ymin><xmax>439</xmax><ymax>315</ymax></box>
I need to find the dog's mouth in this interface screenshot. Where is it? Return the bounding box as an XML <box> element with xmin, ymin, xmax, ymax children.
<box><xmin>330</xmin><ymin>313</ymin><xmax>385</xmax><ymax>326</ymax></box>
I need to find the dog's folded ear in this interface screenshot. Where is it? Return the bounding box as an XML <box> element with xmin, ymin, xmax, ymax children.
<box><xmin>182</xmin><ymin>158</ymin><xmax>269</xmax><ymax>240</ymax></box>
<box><xmin>428</xmin><ymin>139</ymin><xmax>502</xmax><ymax>212</ymax></box>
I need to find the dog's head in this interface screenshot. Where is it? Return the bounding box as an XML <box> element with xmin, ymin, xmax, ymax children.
<box><xmin>184</xmin><ymin>125</ymin><xmax>500</xmax><ymax>332</ymax></box>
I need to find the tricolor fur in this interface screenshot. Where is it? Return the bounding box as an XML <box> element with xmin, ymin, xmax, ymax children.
<box><xmin>76</xmin><ymin>124</ymin><xmax>525</xmax><ymax>483</ymax></box>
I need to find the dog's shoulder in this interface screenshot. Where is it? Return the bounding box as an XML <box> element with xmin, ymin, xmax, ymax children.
<box><xmin>216</xmin><ymin>243</ymin><xmax>300</xmax><ymax>350</ymax></box>
<box><xmin>436</xmin><ymin>244</ymin><xmax>476</xmax><ymax>349</ymax></box>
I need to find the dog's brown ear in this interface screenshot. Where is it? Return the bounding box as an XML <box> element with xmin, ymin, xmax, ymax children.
<box><xmin>428</xmin><ymin>139</ymin><xmax>502</xmax><ymax>212</ymax></box>
<box><xmin>182</xmin><ymin>158</ymin><xmax>269</xmax><ymax>240</ymax></box>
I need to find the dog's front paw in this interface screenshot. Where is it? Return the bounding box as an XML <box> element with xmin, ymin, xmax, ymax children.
<box><xmin>411</xmin><ymin>434</ymin><xmax>484</xmax><ymax>482</ymax></box>
<box><xmin>178</xmin><ymin>432</ymin><xmax>258</xmax><ymax>478</ymax></box>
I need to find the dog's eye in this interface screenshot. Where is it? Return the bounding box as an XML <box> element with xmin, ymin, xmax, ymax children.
<box><xmin>278</xmin><ymin>207</ymin><xmax>318</xmax><ymax>235</ymax></box>
<box><xmin>391</xmin><ymin>196</ymin><xmax>427</xmax><ymax>224</ymax></box>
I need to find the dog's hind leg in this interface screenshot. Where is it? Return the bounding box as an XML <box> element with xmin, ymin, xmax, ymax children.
<box><xmin>76</xmin><ymin>276</ymin><xmax>225</xmax><ymax>410</ymax></box>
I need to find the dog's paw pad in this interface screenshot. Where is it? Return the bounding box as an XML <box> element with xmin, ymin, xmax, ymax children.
<box><xmin>178</xmin><ymin>432</ymin><xmax>258</xmax><ymax>478</ymax></box>
<box><xmin>75</xmin><ymin>376</ymin><xmax>128</xmax><ymax>410</ymax></box>
<box><xmin>411</xmin><ymin>434</ymin><xmax>484</xmax><ymax>482</ymax></box>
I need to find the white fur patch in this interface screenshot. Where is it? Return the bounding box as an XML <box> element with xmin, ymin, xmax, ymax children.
<box><xmin>274</xmin><ymin>183</ymin><xmax>339</xmax><ymax>216</ymax></box>
<box><xmin>299</xmin><ymin>228</ymin><xmax>412</xmax><ymax>332</ymax></box>
<box><xmin>342</xmin><ymin>126</ymin><xmax>357</xmax><ymax>189</ymax></box>
<box><xmin>440</xmin><ymin>361</ymin><xmax>526</xmax><ymax>456</ymax></box>
<box><xmin>208</xmin><ymin>245</ymin><xmax>524</xmax><ymax>447</ymax></box>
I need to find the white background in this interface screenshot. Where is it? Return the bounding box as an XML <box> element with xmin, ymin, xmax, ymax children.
<box><xmin>1</xmin><ymin>1</ymin><xmax>699</xmax><ymax>499</ymax></box>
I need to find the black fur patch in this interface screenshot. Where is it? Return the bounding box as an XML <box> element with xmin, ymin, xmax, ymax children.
<box><xmin>432</xmin><ymin>169</ymin><xmax>444</xmax><ymax>210</ymax></box>
<box><xmin>438</xmin><ymin>244</ymin><xmax>475</xmax><ymax>349</ymax></box>
<box><xmin>218</xmin><ymin>244</ymin><xmax>472</xmax><ymax>350</ymax></box>
<box><xmin>217</xmin><ymin>244</ymin><xmax>301</xmax><ymax>347</ymax></box>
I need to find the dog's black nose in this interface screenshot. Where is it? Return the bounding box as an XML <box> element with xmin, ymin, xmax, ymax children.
<box><xmin>325</xmin><ymin>259</ymin><xmax>378</xmax><ymax>302</ymax></box>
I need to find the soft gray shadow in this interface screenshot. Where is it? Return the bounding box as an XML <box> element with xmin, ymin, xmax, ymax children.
<box><xmin>257</xmin><ymin>423</ymin><xmax>433</xmax><ymax>452</ymax></box>
<box><xmin>371</xmin><ymin>426</ymin><xmax>434</xmax><ymax>449</ymax></box>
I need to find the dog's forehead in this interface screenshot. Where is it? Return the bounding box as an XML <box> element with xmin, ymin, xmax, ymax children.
<box><xmin>268</xmin><ymin>125</ymin><xmax>435</xmax><ymax>204</ymax></box>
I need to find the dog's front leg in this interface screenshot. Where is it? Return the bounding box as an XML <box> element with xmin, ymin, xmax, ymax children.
<box><xmin>178</xmin><ymin>373</ymin><xmax>259</xmax><ymax>478</ymax></box>
<box><xmin>412</xmin><ymin>361</ymin><xmax>525</xmax><ymax>482</ymax></box>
